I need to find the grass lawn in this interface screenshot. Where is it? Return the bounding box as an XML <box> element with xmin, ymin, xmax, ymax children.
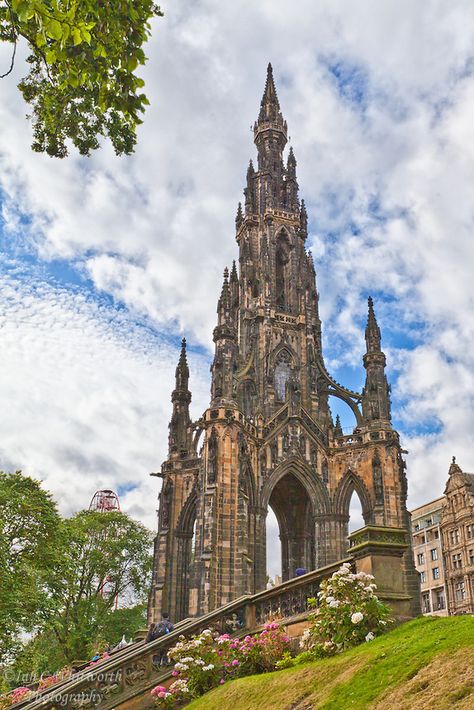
<box><xmin>187</xmin><ymin>615</ymin><xmax>474</xmax><ymax>709</ymax></box>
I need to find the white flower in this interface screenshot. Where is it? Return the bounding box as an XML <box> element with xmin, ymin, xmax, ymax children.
<box><xmin>351</xmin><ymin>612</ymin><xmax>364</xmax><ymax>624</ymax></box>
<box><xmin>202</xmin><ymin>664</ymin><xmax>215</xmax><ymax>671</ymax></box>
<box><xmin>328</xmin><ymin>599</ymin><xmax>340</xmax><ymax>608</ymax></box>
<box><xmin>194</xmin><ymin>659</ymin><xmax>205</xmax><ymax>666</ymax></box>
<box><xmin>365</xmin><ymin>632</ymin><xmax>375</xmax><ymax>642</ymax></box>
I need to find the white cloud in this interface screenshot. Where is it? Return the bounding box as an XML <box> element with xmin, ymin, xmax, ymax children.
<box><xmin>1</xmin><ymin>0</ymin><xmax>474</xmax><ymax>572</ymax></box>
<box><xmin>0</xmin><ymin>269</ymin><xmax>210</xmax><ymax>527</ymax></box>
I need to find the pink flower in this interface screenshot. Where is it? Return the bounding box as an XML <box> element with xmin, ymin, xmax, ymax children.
<box><xmin>151</xmin><ymin>685</ymin><xmax>167</xmax><ymax>697</ymax></box>
<box><xmin>220</xmin><ymin>679</ymin><xmax>225</xmax><ymax>685</ymax></box>
<box><xmin>231</xmin><ymin>659</ymin><xmax>239</xmax><ymax>666</ymax></box>
<box><xmin>171</xmin><ymin>670</ymin><xmax>179</xmax><ymax>676</ymax></box>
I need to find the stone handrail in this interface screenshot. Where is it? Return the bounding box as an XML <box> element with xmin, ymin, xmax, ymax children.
<box><xmin>12</xmin><ymin>558</ymin><xmax>350</xmax><ymax>710</ymax></box>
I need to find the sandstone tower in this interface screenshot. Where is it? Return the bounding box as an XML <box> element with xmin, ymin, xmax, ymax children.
<box><xmin>149</xmin><ymin>65</ymin><xmax>419</xmax><ymax>622</ymax></box>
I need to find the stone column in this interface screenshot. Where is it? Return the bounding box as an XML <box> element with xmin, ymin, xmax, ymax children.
<box><xmin>348</xmin><ymin>525</ymin><xmax>420</xmax><ymax>619</ymax></box>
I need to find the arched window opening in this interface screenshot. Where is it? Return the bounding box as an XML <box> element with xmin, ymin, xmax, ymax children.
<box><xmin>266</xmin><ymin>506</ymin><xmax>281</xmax><ymax>585</ymax></box>
<box><xmin>274</xmin><ymin>361</ymin><xmax>291</xmax><ymax>402</ymax></box>
<box><xmin>328</xmin><ymin>395</ymin><xmax>358</xmax><ymax>435</ymax></box>
<box><xmin>268</xmin><ymin>472</ymin><xmax>314</xmax><ymax>582</ymax></box>
<box><xmin>348</xmin><ymin>490</ymin><xmax>364</xmax><ymax>533</ymax></box>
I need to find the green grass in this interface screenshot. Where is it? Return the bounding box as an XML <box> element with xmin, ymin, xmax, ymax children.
<box><xmin>187</xmin><ymin>616</ymin><xmax>474</xmax><ymax>709</ymax></box>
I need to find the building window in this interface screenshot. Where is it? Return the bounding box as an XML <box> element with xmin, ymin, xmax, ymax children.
<box><xmin>469</xmin><ymin>549</ymin><xmax>474</xmax><ymax>566</ymax></box>
<box><xmin>453</xmin><ymin>553</ymin><xmax>462</xmax><ymax>570</ymax></box>
<box><xmin>432</xmin><ymin>567</ymin><xmax>440</xmax><ymax>580</ymax></box>
<box><xmin>420</xmin><ymin>571</ymin><xmax>426</xmax><ymax>584</ymax></box>
<box><xmin>466</xmin><ymin>524</ymin><xmax>474</xmax><ymax>539</ymax></box>
<box><xmin>274</xmin><ymin>360</ymin><xmax>291</xmax><ymax>402</ymax></box>
<box><xmin>417</xmin><ymin>553</ymin><xmax>425</xmax><ymax>565</ymax></box>
<box><xmin>434</xmin><ymin>529</ymin><xmax>439</xmax><ymax>539</ymax></box>
<box><xmin>421</xmin><ymin>593</ymin><xmax>431</xmax><ymax>613</ymax></box>
<box><xmin>430</xmin><ymin>548</ymin><xmax>438</xmax><ymax>561</ymax></box>
<box><xmin>434</xmin><ymin>589</ymin><xmax>445</xmax><ymax>610</ymax></box>
<box><xmin>450</xmin><ymin>529</ymin><xmax>460</xmax><ymax>545</ymax></box>
<box><xmin>455</xmin><ymin>581</ymin><xmax>466</xmax><ymax>601</ymax></box>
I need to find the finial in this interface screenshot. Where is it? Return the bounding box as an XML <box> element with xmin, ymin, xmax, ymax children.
<box><xmin>223</xmin><ymin>267</ymin><xmax>229</xmax><ymax>281</ymax></box>
<box><xmin>235</xmin><ymin>202</ymin><xmax>243</xmax><ymax>228</ymax></box>
<box><xmin>334</xmin><ymin>414</ymin><xmax>343</xmax><ymax>437</ymax></box>
<box><xmin>449</xmin><ymin>456</ymin><xmax>462</xmax><ymax>475</ymax></box>
<box><xmin>230</xmin><ymin>260</ymin><xmax>238</xmax><ymax>282</ymax></box>
<box><xmin>181</xmin><ymin>337</ymin><xmax>186</xmax><ymax>350</ymax></box>
<box><xmin>368</xmin><ymin>296</ymin><xmax>374</xmax><ymax>311</ymax></box>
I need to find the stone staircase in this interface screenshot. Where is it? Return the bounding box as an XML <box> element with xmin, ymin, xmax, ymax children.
<box><xmin>8</xmin><ymin>559</ymin><xmax>351</xmax><ymax>710</ymax></box>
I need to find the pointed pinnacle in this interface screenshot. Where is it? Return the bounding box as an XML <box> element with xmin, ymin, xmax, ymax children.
<box><xmin>259</xmin><ymin>62</ymin><xmax>280</xmax><ymax>121</ymax></box>
<box><xmin>287</xmin><ymin>146</ymin><xmax>296</xmax><ymax>165</ymax></box>
<box><xmin>230</xmin><ymin>260</ymin><xmax>238</xmax><ymax>282</ymax></box>
<box><xmin>365</xmin><ymin>296</ymin><xmax>381</xmax><ymax>352</ymax></box>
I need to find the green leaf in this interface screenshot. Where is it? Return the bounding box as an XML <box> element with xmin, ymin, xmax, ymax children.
<box><xmin>47</xmin><ymin>19</ymin><xmax>63</xmax><ymax>41</ymax></box>
<box><xmin>72</xmin><ymin>28</ymin><xmax>82</xmax><ymax>46</ymax></box>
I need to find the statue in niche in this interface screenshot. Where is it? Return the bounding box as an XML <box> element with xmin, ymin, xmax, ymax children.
<box><xmin>321</xmin><ymin>458</ymin><xmax>329</xmax><ymax>484</ymax></box>
<box><xmin>373</xmin><ymin>451</ymin><xmax>384</xmax><ymax>505</ymax></box>
<box><xmin>161</xmin><ymin>481</ymin><xmax>172</xmax><ymax>529</ymax></box>
<box><xmin>207</xmin><ymin>428</ymin><xmax>218</xmax><ymax>484</ymax></box>
<box><xmin>287</xmin><ymin>370</ymin><xmax>301</xmax><ymax>412</ymax></box>
<box><xmin>271</xmin><ymin>441</ymin><xmax>278</xmax><ymax>465</ymax></box>
<box><xmin>282</xmin><ymin>431</ymin><xmax>289</xmax><ymax>453</ymax></box>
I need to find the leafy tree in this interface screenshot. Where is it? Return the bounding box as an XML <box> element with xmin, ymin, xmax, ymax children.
<box><xmin>0</xmin><ymin>0</ymin><xmax>163</xmax><ymax>156</ymax></box>
<box><xmin>6</xmin><ymin>604</ymin><xmax>147</xmax><ymax>685</ymax></box>
<box><xmin>44</xmin><ymin>509</ymin><xmax>153</xmax><ymax>663</ymax></box>
<box><xmin>0</xmin><ymin>471</ymin><xmax>62</xmax><ymax>663</ymax></box>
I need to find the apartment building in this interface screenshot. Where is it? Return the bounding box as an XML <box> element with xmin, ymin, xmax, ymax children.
<box><xmin>411</xmin><ymin>497</ymin><xmax>447</xmax><ymax>616</ymax></box>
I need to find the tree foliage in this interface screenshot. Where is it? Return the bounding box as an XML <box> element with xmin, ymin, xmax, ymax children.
<box><xmin>44</xmin><ymin>509</ymin><xmax>153</xmax><ymax>663</ymax></box>
<box><xmin>0</xmin><ymin>0</ymin><xmax>163</xmax><ymax>156</ymax></box>
<box><xmin>0</xmin><ymin>471</ymin><xmax>62</xmax><ymax>663</ymax></box>
<box><xmin>0</xmin><ymin>471</ymin><xmax>153</xmax><ymax>671</ymax></box>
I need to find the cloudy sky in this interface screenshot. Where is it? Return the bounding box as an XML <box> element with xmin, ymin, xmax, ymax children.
<box><xmin>1</xmin><ymin>1</ymin><xmax>474</xmax><ymax>577</ymax></box>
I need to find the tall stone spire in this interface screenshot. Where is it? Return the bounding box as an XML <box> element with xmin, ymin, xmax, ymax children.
<box><xmin>211</xmin><ymin>268</ymin><xmax>237</xmax><ymax>405</ymax></box>
<box><xmin>257</xmin><ymin>63</ymin><xmax>282</xmax><ymax>124</ymax></box>
<box><xmin>251</xmin><ymin>64</ymin><xmax>289</xmax><ymax>214</ymax></box>
<box><xmin>362</xmin><ymin>298</ymin><xmax>391</xmax><ymax>425</ymax></box>
<box><xmin>365</xmin><ymin>296</ymin><xmax>381</xmax><ymax>353</ymax></box>
<box><xmin>168</xmin><ymin>338</ymin><xmax>192</xmax><ymax>456</ymax></box>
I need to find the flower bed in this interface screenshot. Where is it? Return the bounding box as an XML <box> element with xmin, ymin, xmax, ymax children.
<box><xmin>151</xmin><ymin>623</ymin><xmax>291</xmax><ymax>707</ymax></box>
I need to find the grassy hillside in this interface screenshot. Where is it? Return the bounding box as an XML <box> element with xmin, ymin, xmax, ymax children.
<box><xmin>187</xmin><ymin>616</ymin><xmax>474</xmax><ymax>710</ymax></box>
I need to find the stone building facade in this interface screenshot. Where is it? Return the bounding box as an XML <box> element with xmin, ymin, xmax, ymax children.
<box><xmin>148</xmin><ymin>65</ymin><xmax>419</xmax><ymax>623</ymax></box>
<box><xmin>441</xmin><ymin>458</ymin><xmax>474</xmax><ymax>614</ymax></box>
<box><xmin>410</xmin><ymin>458</ymin><xmax>474</xmax><ymax>616</ymax></box>
<box><xmin>411</xmin><ymin>498</ymin><xmax>447</xmax><ymax>615</ymax></box>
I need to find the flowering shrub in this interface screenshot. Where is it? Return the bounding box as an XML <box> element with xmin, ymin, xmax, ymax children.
<box><xmin>37</xmin><ymin>667</ymin><xmax>72</xmax><ymax>691</ymax></box>
<box><xmin>300</xmin><ymin>563</ymin><xmax>390</xmax><ymax>657</ymax></box>
<box><xmin>151</xmin><ymin>623</ymin><xmax>292</xmax><ymax>707</ymax></box>
<box><xmin>0</xmin><ymin>686</ymin><xmax>34</xmax><ymax>710</ymax></box>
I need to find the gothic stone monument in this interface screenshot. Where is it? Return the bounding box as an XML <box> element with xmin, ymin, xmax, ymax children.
<box><xmin>148</xmin><ymin>65</ymin><xmax>420</xmax><ymax>623</ymax></box>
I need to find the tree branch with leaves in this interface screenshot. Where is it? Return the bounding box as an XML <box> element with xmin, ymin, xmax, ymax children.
<box><xmin>0</xmin><ymin>0</ymin><xmax>163</xmax><ymax>156</ymax></box>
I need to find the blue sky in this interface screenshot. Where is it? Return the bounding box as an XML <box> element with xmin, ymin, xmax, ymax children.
<box><xmin>1</xmin><ymin>1</ymin><xmax>474</xmax><ymax>577</ymax></box>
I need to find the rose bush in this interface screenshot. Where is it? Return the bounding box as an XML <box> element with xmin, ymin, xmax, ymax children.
<box><xmin>151</xmin><ymin>623</ymin><xmax>291</xmax><ymax>707</ymax></box>
<box><xmin>300</xmin><ymin>562</ymin><xmax>390</xmax><ymax>657</ymax></box>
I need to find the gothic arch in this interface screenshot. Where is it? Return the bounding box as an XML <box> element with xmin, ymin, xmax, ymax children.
<box><xmin>175</xmin><ymin>487</ymin><xmax>198</xmax><ymax>620</ymax></box>
<box><xmin>333</xmin><ymin>469</ymin><xmax>372</xmax><ymax>523</ymax></box>
<box><xmin>261</xmin><ymin>456</ymin><xmax>331</xmax><ymax>515</ymax></box>
<box><xmin>269</xmin><ymin>342</ymin><xmax>297</xmax><ymax>370</ymax></box>
<box><xmin>176</xmin><ymin>487</ymin><xmax>197</xmax><ymax>535</ymax></box>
